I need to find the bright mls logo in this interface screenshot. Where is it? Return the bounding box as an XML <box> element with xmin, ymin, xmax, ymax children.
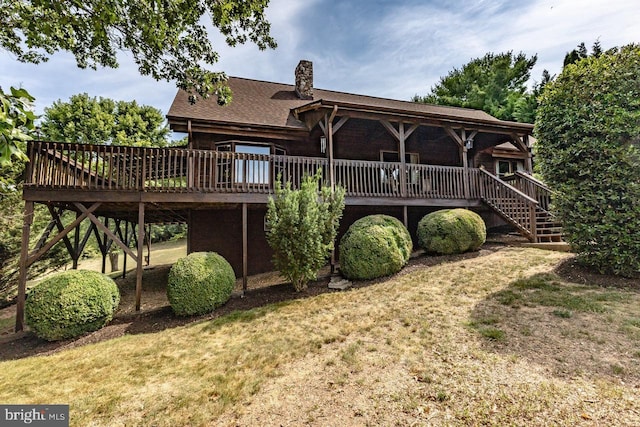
<box><xmin>1</xmin><ymin>405</ymin><xmax>69</xmax><ymax>426</ymax></box>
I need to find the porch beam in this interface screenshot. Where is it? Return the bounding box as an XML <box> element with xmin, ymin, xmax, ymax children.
<box><xmin>74</xmin><ymin>203</ymin><xmax>137</xmax><ymax>261</ymax></box>
<box><xmin>380</xmin><ymin>120</ymin><xmax>400</xmax><ymax>141</ymax></box>
<box><xmin>46</xmin><ymin>205</ymin><xmax>75</xmax><ymax>259</ymax></box>
<box><xmin>27</xmin><ymin>202</ymin><xmax>101</xmax><ymax>267</ymax></box>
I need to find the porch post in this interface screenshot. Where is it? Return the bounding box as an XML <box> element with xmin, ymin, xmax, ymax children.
<box><xmin>15</xmin><ymin>201</ymin><xmax>34</xmax><ymax>332</ymax></box>
<box><xmin>461</xmin><ymin>130</ymin><xmax>470</xmax><ymax>200</ymax></box>
<box><xmin>523</xmin><ymin>135</ymin><xmax>533</xmax><ymax>173</ymax></box>
<box><xmin>398</xmin><ymin>123</ymin><xmax>407</xmax><ymax>198</ymax></box>
<box><xmin>135</xmin><ymin>202</ymin><xmax>145</xmax><ymax>311</ymax></box>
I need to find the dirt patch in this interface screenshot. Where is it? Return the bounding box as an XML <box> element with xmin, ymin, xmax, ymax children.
<box><xmin>555</xmin><ymin>257</ymin><xmax>640</xmax><ymax>289</ymax></box>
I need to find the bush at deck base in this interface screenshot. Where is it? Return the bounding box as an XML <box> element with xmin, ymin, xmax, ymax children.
<box><xmin>167</xmin><ymin>252</ymin><xmax>235</xmax><ymax>316</ymax></box>
<box><xmin>417</xmin><ymin>209</ymin><xmax>486</xmax><ymax>255</ymax></box>
<box><xmin>25</xmin><ymin>270</ymin><xmax>120</xmax><ymax>341</ymax></box>
<box><xmin>339</xmin><ymin>215</ymin><xmax>412</xmax><ymax>280</ymax></box>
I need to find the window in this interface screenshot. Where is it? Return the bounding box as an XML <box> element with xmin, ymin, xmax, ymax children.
<box><xmin>235</xmin><ymin>144</ymin><xmax>270</xmax><ymax>184</ymax></box>
<box><xmin>216</xmin><ymin>142</ymin><xmax>283</xmax><ymax>186</ymax></box>
<box><xmin>496</xmin><ymin>159</ymin><xmax>524</xmax><ymax>179</ymax></box>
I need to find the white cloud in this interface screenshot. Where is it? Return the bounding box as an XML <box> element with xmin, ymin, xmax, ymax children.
<box><xmin>1</xmin><ymin>0</ymin><xmax>638</xmax><ymax>117</ymax></box>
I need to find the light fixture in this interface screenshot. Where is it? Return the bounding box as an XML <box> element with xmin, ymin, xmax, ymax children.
<box><xmin>465</xmin><ymin>137</ymin><xmax>474</xmax><ymax>150</ymax></box>
<box><xmin>320</xmin><ymin>136</ymin><xmax>327</xmax><ymax>153</ymax></box>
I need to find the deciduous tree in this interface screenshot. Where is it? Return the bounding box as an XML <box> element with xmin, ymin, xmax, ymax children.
<box><xmin>41</xmin><ymin>93</ymin><xmax>170</xmax><ymax>147</ymax></box>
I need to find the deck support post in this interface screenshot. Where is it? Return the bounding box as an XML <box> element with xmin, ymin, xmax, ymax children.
<box><xmin>15</xmin><ymin>201</ymin><xmax>34</xmax><ymax>332</ymax></box>
<box><xmin>403</xmin><ymin>205</ymin><xmax>408</xmax><ymax>229</ymax></box>
<box><xmin>135</xmin><ymin>202</ymin><xmax>145</xmax><ymax>311</ymax></box>
<box><xmin>242</xmin><ymin>203</ymin><xmax>248</xmax><ymax>293</ymax></box>
<box><xmin>122</xmin><ymin>221</ymin><xmax>129</xmax><ymax>278</ymax></box>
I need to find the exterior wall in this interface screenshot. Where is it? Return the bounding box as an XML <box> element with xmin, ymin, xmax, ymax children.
<box><xmin>188</xmin><ymin>204</ymin><xmax>500</xmax><ymax>277</ymax></box>
<box><xmin>188</xmin><ymin>206</ymin><xmax>273</xmax><ymax>277</ymax></box>
<box><xmin>189</xmin><ymin>119</ymin><xmax>463</xmax><ymax>168</ymax></box>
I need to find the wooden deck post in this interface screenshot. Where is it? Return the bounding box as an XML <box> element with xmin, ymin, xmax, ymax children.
<box><xmin>15</xmin><ymin>201</ymin><xmax>34</xmax><ymax>332</ymax></box>
<box><xmin>135</xmin><ymin>202</ymin><xmax>145</xmax><ymax>311</ymax></box>
<box><xmin>242</xmin><ymin>203</ymin><xmax>248</xmax><ymax>293</ymax></box>
<box><xmin>122</xmin><ymin>221</ymin><xmax>129</xmax><ymax>278</ymax></box>
<box><xmin>398</xmin><ymin>123</ymin><xmax>407</xmax><ymax>198</ymax></box>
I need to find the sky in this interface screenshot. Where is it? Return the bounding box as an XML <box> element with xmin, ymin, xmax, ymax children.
<box><xmin>2</xmin><ymin>0</ymin><xmax>639</xmax><ymax>130</ymax></box>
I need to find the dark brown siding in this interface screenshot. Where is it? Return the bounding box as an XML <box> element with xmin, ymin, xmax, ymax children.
<box><xmin>189</xmin><ymin>206</ymin><xmax>273</xmax><ymax>277</ymax></box>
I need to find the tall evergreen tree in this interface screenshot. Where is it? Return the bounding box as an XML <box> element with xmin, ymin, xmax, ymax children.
<box><xmin>413</xmin><ymin>51</ymin><xmax>537</xmax><ymax>122</ymax></box>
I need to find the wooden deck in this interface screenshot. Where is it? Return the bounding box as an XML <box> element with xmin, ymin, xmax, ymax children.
<box><xmin>24</xmin><ymin>141</ymin><xmax>486</xmax><ymax>210</ymax></box>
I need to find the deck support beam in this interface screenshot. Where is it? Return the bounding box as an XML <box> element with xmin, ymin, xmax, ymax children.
<box><xmin>136</xmin><ymin>202</ymin><xmax>145</xmax><ymax>311</ymax></box>
<box><xmin>15</xmin><ymin>201</ymin><xmax>34</xmax><ymax>332</ymax></box>
<box><xmin>242</xmin><ymin>203</ymin><xmax>248</xmax><ymax>293</ymax></box>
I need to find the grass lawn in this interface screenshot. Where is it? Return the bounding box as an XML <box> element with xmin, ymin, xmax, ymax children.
<box><xmin>1</xmin><ymin>246</ymin><xmax>639</xmax><ymax>426</ymax></box>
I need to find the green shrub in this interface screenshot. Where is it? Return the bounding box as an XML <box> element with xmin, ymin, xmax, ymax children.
<box><xmin>167</xmin><ymin>252</ymin><xmax>235</xmax><ymax>316</ymax></box>
<box><xmin>536</xmin><ymin>44</ymin><xmax>640</xmax><ymax>277</ymax></box>
<box><xmin>417</xmin><ymin>209</ymin><xmax>486</xmax><ymax>254</ymax></box>
<box><xmin>266</xmin><ymin>171</ymin><xmax>345</xmax><ymax>291</ymax></box>
<box><xmin>339</xmin><ymin>215</ymin><xmax>412</xmax><ymax>280</ymax></box>
<box><xmin>25</xmin><ymin>270</ymin><xmax>120</xmax><ymax>341</ymax></box>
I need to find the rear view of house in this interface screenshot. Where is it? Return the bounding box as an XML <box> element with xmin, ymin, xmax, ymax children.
<box><xmin>17</xmin><ymin>60</ymin><xmax>558</xmax><ymax>330</ymax></box>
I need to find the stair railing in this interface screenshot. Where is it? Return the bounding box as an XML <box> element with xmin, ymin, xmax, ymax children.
<box><xmin>477</xmin><ymin>168</ymin><xmax>538</xmax><ymax>241</ymax></box>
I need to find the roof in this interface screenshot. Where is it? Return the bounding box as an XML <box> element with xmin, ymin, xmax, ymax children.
<box><xmin>167</xmin><ymin>77</ymin><xmax>533</xmax><ymax>133</ymax></box>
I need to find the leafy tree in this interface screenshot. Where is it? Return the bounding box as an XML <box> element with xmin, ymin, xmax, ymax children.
<box><xmin>413</xmin><ymin>51</ymin><xmax>537</xmax><ymax>122</ymax></box>
<box><xmin>535</xmin><ymin>44</ymin><xmax>640</xmax><ymax>277</ymax></box>
<box><xmin>266</xmin><ymin>172</ymin><xmax>345</xmax><ymax>292</ymax></box>
<box><xmin>41</xmin><ymin>93</ymin><xmax>170</xmax><ymax>147</ymax></box>
<box><xmin>1</xmin><ymin>0</ymin><xmax>276</xmax><ymax>101</ymax></box>
<box><xmin>1</xmin><ymin>0</ymin><xmax>277</xmax><ymax>164</ymax></box>
<box><xmin>0</xmin><ymin>86</ymin><xmax>35</xmax><ymax>166</ymax></box>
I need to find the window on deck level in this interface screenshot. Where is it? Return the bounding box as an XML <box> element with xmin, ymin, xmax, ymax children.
<box><xmin>216</xmin><ymin>142</ymin><xmax>284</xmax><ymax>186</ymax></box>
<box><xmin>496</xmin><ymin>159</ymin><xmax>524</xmax><ymax>179</ymax></box>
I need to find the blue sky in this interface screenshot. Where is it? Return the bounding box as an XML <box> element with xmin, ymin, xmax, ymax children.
<box><xmin>1</xmin><ymin>0</ymin><xmax>639</xmax><ymax>126</ymax></box>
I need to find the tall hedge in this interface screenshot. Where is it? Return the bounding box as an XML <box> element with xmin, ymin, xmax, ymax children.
<box><xmin>535</xmin><ymin>44</ymin><xmax>640</xmax><ymax>276</ymax></box>
<box><xmin>25</xmin><ymin>270</ymin><xmax>120</xmax><ymax>341</ymax></box>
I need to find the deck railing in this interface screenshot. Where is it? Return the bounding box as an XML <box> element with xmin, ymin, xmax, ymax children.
<box><xmin>26</xmin><ymin>141</ymin><xmax>479</xmax><ymax>200</ymax></box>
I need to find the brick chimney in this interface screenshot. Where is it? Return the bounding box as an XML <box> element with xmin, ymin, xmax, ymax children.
<box><xmin>295</xmin><ymin>60</ymin><xmax>313</xmax><ymax>100</ymax></box>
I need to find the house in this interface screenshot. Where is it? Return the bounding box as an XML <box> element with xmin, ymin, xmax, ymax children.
<box><xmin>15</xmin><ymin>60</ymin><xmax>559</xmax><ymax>331</ymax></box>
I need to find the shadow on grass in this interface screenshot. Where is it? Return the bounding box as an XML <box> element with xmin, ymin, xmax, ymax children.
<box><xmin>469</xmin><ymin>272</ymin><xmax>640</xmax><ymax>381</ymax></box>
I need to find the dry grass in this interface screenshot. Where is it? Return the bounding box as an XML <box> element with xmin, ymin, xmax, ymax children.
<box><xmin>1</xmin><ymin>246</ymin><xmax>640</xmax><ymax>426</ymax></box>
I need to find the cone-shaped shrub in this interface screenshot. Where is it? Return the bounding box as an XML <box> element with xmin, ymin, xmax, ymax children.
<box><xmin>339</xmin><ymin>214</ymin><xmax>412</xmax><ymax>280</ymax></box>
<box><xmin>25</xmin><ymin>270</ymin><xmax>120</xmax><ymax>341</ymax></box>
<box><xmin>417</xmin><ymin>209</ymin><xmax>486</xmax><ymax>254</ymax></box>
<box><xmin>167</xmin><ymin>252</ymin><xmax>235</xmax><ymax>316</ymax></box>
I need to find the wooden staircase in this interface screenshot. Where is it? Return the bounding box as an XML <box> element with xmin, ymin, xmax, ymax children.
<box><xmin>477</xmin><ymin>169</ymin><xmax>564</xmax><ymax>243</ymax></box>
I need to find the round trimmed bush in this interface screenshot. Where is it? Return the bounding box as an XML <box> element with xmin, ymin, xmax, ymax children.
<box><xmin>339</xmin><ymin>214</ymin><xmax>412</xmax><ymax>280</ymax></box>
<box><xmin>167</xmin><ymin>252</ymin><xmax>235</xmax><ymax>316</ymax></box>
<box><xmin>417</xmin><ymin>209</ymin><xmax>486</xmax><ymax>254</ymax></box>
<box><xmin>25</xmin><ymin>270</ymin><xmax>120</xmax><ymax>341</ymax></box>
